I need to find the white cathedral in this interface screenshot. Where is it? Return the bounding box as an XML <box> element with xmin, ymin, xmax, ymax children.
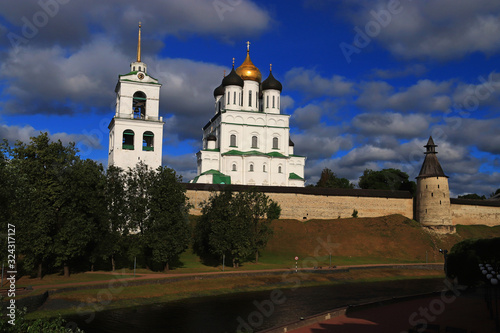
<box><xmin>192</xmin><ymin>43</ymin><xmax>306</xmax><ymax>187</ymax></box>
<box><xmin>108</xmin><ymin>26</ymin><xmax>305</xmax><ymax>186</ymax></box>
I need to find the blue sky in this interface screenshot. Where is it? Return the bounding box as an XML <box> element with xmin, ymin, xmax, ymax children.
<box><xmin>0</xmin><ymin>0</ymin><xmax>499</xmax><ymax>196</ymax></box>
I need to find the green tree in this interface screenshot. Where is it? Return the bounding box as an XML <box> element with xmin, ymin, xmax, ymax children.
<box><xmin>101</xmin><ymin>165</ymin><xmax>127</xmax><ymax>271</ymax></box>
<box><xmin>458</xmin><ymin>193</ymin><xmax>486</xmax><ymax>200</ymax></box>
<box><xmin>125</xmin><ymin>162</ymin><xmax>154</xmax><ymax>236</ymax></box>
<box><xmin>489</xmin><ymin>188</ymin><xmax>500</xmax><ymax>198</ymax></box>
<box><xmin>233</xmin><ymin>189</ymin><xmax>281</xmax><ymax>263</ymax></box>
<box><xmin>195</xmin><ymin>189</ymin><xmax>280</xmax><ymax>267</ymax></box>
<box><xmin>316</xmin><ymin>168</ymin><xmax>354</xmax><ymax>189</ymax></box>
<box><xmin>144</xmin><ymin>167</ymin><xmax>191</xmax><ymax>271</ymax></box>
<box><xmin>358</xmin><ymin>168</ymin><xmax>416</xmax><ymax>195</ymax></box>
<box><xmin>12</xmin><ymin>133</ymin><xmax>79</xmax><ymax>278</ymax></box>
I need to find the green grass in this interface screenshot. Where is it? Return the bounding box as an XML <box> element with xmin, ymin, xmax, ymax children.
<box><xmin>16</xmin><ymin>272</ymin><xmax>137</xmax><ymax>288</ymax></box>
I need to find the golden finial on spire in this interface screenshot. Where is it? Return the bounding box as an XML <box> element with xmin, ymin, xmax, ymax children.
<box><xmin>137</xmin><ymin>21</ymin><xmax>142</xmax><ymax>63</ymax></box>
<box><xmin>232</xmin><ymin>57</ymin><xmax>235</xmax><ymax>68</ymax></box>
<box><xmin>246</xmin><ymin>41</ymin><xmax>250</xmax><ymax>53</ymax></box>
<box><xmin>223</xmin><ymin>69</ymin><xmax>226</xmax><ymax>77</ymax></box>
<box><xmin>270</xmin><ymin>64</ymin><xmax>272</xmax><ymax>72</ymax></box>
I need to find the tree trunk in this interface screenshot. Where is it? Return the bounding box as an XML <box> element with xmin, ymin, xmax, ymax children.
<box><xmin>233</xmin><ymin>258</ymin><xmax>236</xmax><ymax>268</ymax></box>
<box><xmin>91</xmin><ymin>264</ymin><xmax>94</xmax><ymax>272</ymax></box>
<box><xmin>164</xmin><ymin>262</ymin><xmax>169</xmax><ymax>272</ymax></box>
<box><xmin>255</xmin><ymin>251</ymin><xmax>259</xmax><ymax>264</ymax></box>
<box><xmin>64</xmin><ymin>265</ymin><xmax>70</xmax><ymax>278</ymax></box>
<box><xmin>37</xmin><ymin>263</ymin><xmax>43</xmax><ymax>280</ymax></box>
<box><xmin>112</xmin><ymin>255</ymin><xmax>115</xmax><ymax>272</ymax></box>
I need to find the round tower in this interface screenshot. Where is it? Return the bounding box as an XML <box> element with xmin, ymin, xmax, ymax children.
<box><xmin>416</xmin><ymin>136</ymin><xmax>454</xmax><ymax>233</ymax></box>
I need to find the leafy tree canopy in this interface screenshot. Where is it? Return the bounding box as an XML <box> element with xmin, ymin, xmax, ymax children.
<box><xmin>458</xmin><ymin>193</ymin><xmax>486</xmax><ymax>200</ymax></box>
<box><xmin>316</xmin><ymin>168</ymin><xmax>354</xmax><ymax>189</ymax></box>
<box><xmin>358</xmin><ymin>168</ymin><xmax>416</xmax><ymax>195</ymax></box>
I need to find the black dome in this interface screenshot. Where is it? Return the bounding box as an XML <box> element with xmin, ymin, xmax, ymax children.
<box><xmin>207</xmin><ymin>134</ymin><xmax>217</xmax><ymax>141</ymax></box>
<box><xmin>222</xmin><ymin>67</ymin><xmax>244</xmax><ymax>87</ymax></box>
<box><xmin>262</xmin><ymin>70</ymin><xmax>282</xmax><ymax>92</ymax></box>
<box><xmin>213</xmin><ymin>82</ymin><xmax>224</xmax><ymax>97</ymax></box>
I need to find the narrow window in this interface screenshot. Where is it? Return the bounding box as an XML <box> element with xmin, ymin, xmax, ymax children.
<box><xmin>122</xmin><ymin>129</ymin><xmax>134</xmax><ymax>150</ymax></box>
<box><xmin>278</xmin><ymin>166</ymin><xmax>282</xmax><ymax>173</ymax></box>
<box><xmin>263</xmin><ymin>164</ymin><xmax>266</xmax><ymax>172</ymax></box>
<box><xmin>249</xmin><ymin>90</ymin><xmax>252</xmax><ymax>107</ymax></box>
<box><xmin>142</xmin><ymin>131</ymin><xmax>154</xmax><ymax>151</ymax></box>
<box><xmin>133</xmin><ymin>66</ymin><xmax>136</xmax><ymax>71</ymax></box>
<box><xmin>227</xmin><ymin>93</ymin><xmax>230</xmax><ymax>105</ymax></box>
<box><xmin>440</xmin><ymin>200</ymin><xmax>442</xmax><ymax>205</ymax></box>
<box><xmin>232</xmin><ymin>164</ymin><xmax>237</xmax><ymax>171</ymax></box>
<box><xmin>431</xmin><ymin>193</ymin><xmax>434</xmax><ymax>197</ymax></box>
<box><xmin>133</xmin><ymin>91</ymin><xmax>147</xmax><ymax>119</ymax></box>
<box><xmin>249</xmin><ymin>164</ymin><xmax>254</xmax><ymax>172</ymax></box>
<box><xmin>272</xmin><ymin>96</ymin><xmax>275</xmax><ymax>108</ymax></box>
<box><xmin>233</xmin><ymin>91</ymin><xmax>236</xmax><ymax>105</ymax></box>
<box><xmin>438</xmin><ymin>185</ymin><xmax>440</xmax><ymax>189</ymax></box>
<box><xmin>230</xmin><ymin>134</ymin><xmax>237</xmax><ymax>147</ymax></box>
<box><xmin>138</xmin><ymin>66</ymin><xmax>141</xmax><ymax>71</ymax></box>
<box><xmin>278</xmin><ymin>96</ymin><xmax>280</xmax><ymax>109</ymax></box>
<box><xmin>266</xmin><ymin>96</ymin><xmax>269</xmax><ymax>108</ymax></box>
<box><xmin>251</xmin><ymin>136</ymin><xmax>258</xmax><ymax>148</ymax></box>
<box><xmin>273</xmin><ymin>137</ymin><xmax>279</xmax><ymax>149</ymax></box>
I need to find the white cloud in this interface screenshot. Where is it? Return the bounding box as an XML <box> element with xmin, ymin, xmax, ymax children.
<box><xmin>285</xmin><ymin>67</ymin><xmax>355</xmax><ymax>98</ymax></box>
<box><xmin>352</xmin><ymin>112</ymin><xmax>430</xmax><ymax>138</ymax></box>
<box><xmin>341</xmin><ymin>0</ymin><xmax>500</xmax><ymax>60</ymax></box>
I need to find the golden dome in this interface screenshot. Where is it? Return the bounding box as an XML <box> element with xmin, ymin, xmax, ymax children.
<box><xmin>236</xmin><ymin>42</ymin><xmax>261</xmax><ymax>82</ymax></box>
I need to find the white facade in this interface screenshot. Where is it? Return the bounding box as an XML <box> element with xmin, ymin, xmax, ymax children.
<box><xmin>193</xmin><ymin>47</ymin><xmax>306</xmax><ymax>186</ymax></box>
<box><xmin>108</xmin><ymin>25</ymin><xmax>164</xmax><ymax>171</ymax></box>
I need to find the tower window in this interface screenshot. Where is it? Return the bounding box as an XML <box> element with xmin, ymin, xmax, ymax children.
<box><xmin>249</xmin><ymin>90</ymin><xmax>252</xmax><ymax>107</ymax></box>
<box><xmin>278</xmin><ymin>166</ymin><xmax>282</xmax><ymax>173</ymax></box>
<box><xmin>266</xmin><ymin>96</ymin><xmax>269</xmax><ymax>108</ymax></box>
<box><xmin>142</xmin><ymin>131</ymin><xmax>154</xmax><ymax>151</ymax></box>
<box><xmin>273</xmin><ymin>137</ymin><xmax>279</xmax><ymax>149</ymax></box>
<box><xmin>263</xmin><ymin>164</ymin><xmax>266</xmax><ymax>172</ymax></box>
<box><xmin>232</xmin><ymin>163</ymin><xmax>237</xmax><ymax>171</ymax></box>
<box><xmin>233</xmin><ymin>91</ymin><xmax>236</xmax><ymax>105</ymax></box>
<box><xmin>122</xmin><ymin>129</ymin><xmax>134</xmax><ymax>150</ymax></box>
<box><xmin>278</xmin><ymin>96</ymin><xmax>280</xmax><ymax>110</ymax></box>
<box><xmin>227</xmin><ymin>93</ymin><xmax>230</xmax><ymax>105</ymax></box>
<box><xmin>230</xmin><ymin>134</ymin><xmax>237</xmax><ymax>147</ymax></box>
<box><xmin>251</xmin><ymin>136</ymin><xmax>258</xmax><ymax>148</ymax></box>
<box><xmin>432</xmin><ymin>193</ymin><xmax>434</xmax><ymax>197</ymax></box>
<box><xmin>133</xmin><ymin>91</ymin><xmax>147</xmax><ymax>119</ymax></box>
<box><xmin>138</xmin><ymin>66</ymin><xmax>142</xmax><ymax>71</ymax></box>
<box><xmin>438</xmin><ymin>185</ymin><xmax>440</xmax><ymax>189</ymax></box>
<box><xmin>249</xmin><ymin>163</ymin><xmax>254</xmax><ymax>172</ymax></box>
<box><xmin>272</xmin><ymin>96</ymin><xmax>275</xmax><ymax>108</ymax></box>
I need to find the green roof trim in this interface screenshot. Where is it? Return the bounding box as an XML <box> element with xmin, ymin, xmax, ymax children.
<box><xmin>290</xmin><ymin>154</ymin><xmax>306</xmax><ymax>158</ymax></box>
<box><xmin>222</xmin><ymin>150</ymin><xmax>289</xmax><ymax>158</ymax></box>
<box><xmin>119</xmin><ymin>71</ymin><xmax>159</xmax><ymax>81</ymax></box>
<box><xmin>202</xmin><ymin>148</ymin><xmax>220</xmax><ymax>152</ymax></box>
<box><xmin>289</xmin><ymin>172</ymin><xmax>304</xmax><ymax>180</ymax></box>
<box><xmin>194</xmin><ymin>169</ymin><xmax>231</xmax><ymax>185</ymax></box>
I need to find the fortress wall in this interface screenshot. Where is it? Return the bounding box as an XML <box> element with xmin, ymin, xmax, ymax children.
<box><xmin>451</xmin><ymin>199</ymin><xmax>500</xmax><ymax>226</ymax></box>
<box><xmin>185</xmin><ymin>184</ymin><xmax>414</xmax><ymax>220</ymax></box>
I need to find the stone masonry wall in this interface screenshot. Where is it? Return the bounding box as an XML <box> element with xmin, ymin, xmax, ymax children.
<box><xmin>451</xmin><ymin>199</ymin><xmax>500</xmax><ymax>226</ymax></box>
<box><xmin>185</xmin><ymin>184</ymin><xmax>414</xmax><ymax>220</ymax></box>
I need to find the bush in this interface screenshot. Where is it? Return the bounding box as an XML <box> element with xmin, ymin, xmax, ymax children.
<box><xmin>446</xmin><ymin>237</ymin><xmax>500</xmax><ymax>286</ymax></box>
<box><xmin>352</xmin><ymin>209</ymin><xmax>358</xmax><ymax>218</ymax></box>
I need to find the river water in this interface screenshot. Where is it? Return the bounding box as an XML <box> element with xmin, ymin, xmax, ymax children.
<box><xmin>66</xmin><ymin>278</ymin><xmax>445</xmax><ymax>333</ymax></box>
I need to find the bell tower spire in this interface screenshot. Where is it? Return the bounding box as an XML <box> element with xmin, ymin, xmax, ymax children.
<box><xmin>130</xmin><ymin>21</ymin><xmax>147</xmax><ymax>73</ymax></box>
<box><xmin>137</xmin><ymin>22</ymin><xmax>142</xmax><ymax>62</ymax></box>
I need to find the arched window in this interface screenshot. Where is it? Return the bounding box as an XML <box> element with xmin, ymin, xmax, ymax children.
<box><xmin>143</xmin><ymin>131</ymin><xmax>154</xmax><ymax>151</ymax></box>
<box><xmin>249</xmin><ymin>163</ymin><xmax>254</xmax><ymax>172</ymax></box>
<box><xmin>266</xmin><ymin>96</ymin><xmax>269</xmax><ymax>108</ymax></box>
<box><xmin>278</xmin><ymin>165</ymin><xmax>282</xmax><ymax>173</ymax></box>
<box><xmin>133</xmin><ymin>91</ymin><xmax>147</xmax><ymax>119</ymax></box>
<box><xmin>233</xmin><ymin>91</ymin><xmax>236</xmax><ymax>105</ymax></box>
<box><xmin>251</xmin><ymin>136</ymin><xmax>258</xmax><ymax>148</ymax></box>
<box><xmin>232</xmin><ymin>163</ymin><xmax>237</xmax><ymax>171</ymax></box>
<box><xmin>227</xmin><ymin>93</ymin><xmax>230</xmax><ymax>105</ymax></box>
<box><xmin>272</xmin><ymin>96</ymin><xmax>275</xmax><ymax>108</ymax></box>
<box><xmin>138</xmin><ymin>66</ymin><xmax>142</xmax><ymax>71</ymax></box>
<box><xmin>133</xmin><ymin>66</ymin><xmax>136</xmax><ymax>71</ymax></box>
<box><xmin>249</xmin><ymin>90</ymin><xmax>252</xmax><ymax>107</ymax></box>
<box><xmin>272</xmin><ymin>137</ymin><xmax>279</xmax><ymax>149</ymax></box>
<box><xmin>122</xmin><ymin>129</ymin><xmax>134</xmax><ymax>150</ymax></box>
<box><xmin>230</xmin><ymin>134</ymin><xmax>237</xmax><ymax>147</ymax></box>
<box><xmin>263</xmin><ymin>164</ymin><xmax>266</xmax><ymax>172</ymax></box>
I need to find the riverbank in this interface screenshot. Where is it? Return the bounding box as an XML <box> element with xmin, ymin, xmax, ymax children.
<box><xmin>24</xmin><ymin>264</ymin><xmax>444</xmax><ymax>319</ymax></box>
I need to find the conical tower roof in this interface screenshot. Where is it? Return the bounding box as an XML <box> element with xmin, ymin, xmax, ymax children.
<box><xmin>262</xmin><ymin>65</ymin><xmax>282</xmax><ymax>92</ymax></box>
<box><xmin>417</xmin><ymin>136</ymin><xmax>448</xmax><ymax>179</ymax></box>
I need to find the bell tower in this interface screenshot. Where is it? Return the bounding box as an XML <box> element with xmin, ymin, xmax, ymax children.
<box><xmin>108</xmin><ymin>23</ymin><xmax>164</xmax><ymax>171</ymax></box>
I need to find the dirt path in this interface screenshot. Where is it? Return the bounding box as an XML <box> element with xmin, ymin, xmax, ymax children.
<box><xmin>30</xmin><ymin>263</ymin><xmax>443</xmax><ymax>291</ymax></box>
